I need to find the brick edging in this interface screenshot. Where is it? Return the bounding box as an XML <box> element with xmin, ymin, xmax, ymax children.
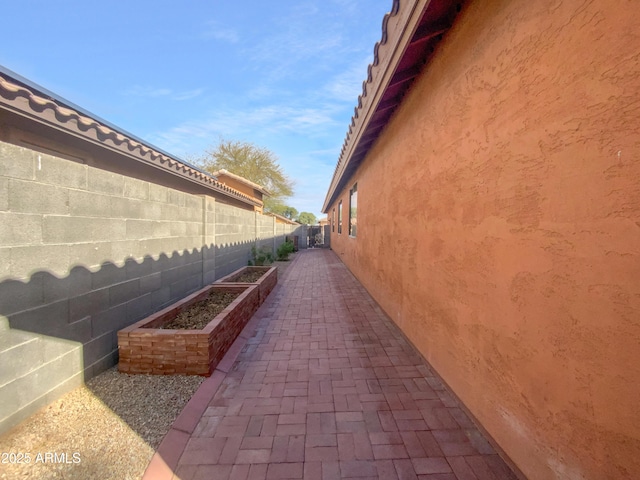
<box><xmin>140</xmin><ymin>255</ymin><xmax>300</xmax><ymax>479</ymax></box>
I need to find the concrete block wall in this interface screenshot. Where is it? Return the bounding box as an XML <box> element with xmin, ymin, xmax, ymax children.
<box><xmin>0</xmin><ymin>139</ymin><xmax>292</xmax><ymax>433</ymax></box>
<box><xmin>256</xmin><ymin>214</ymin><xmax>275</xmax><ymax>253</ymax></box>
<box><xmin>275</xmin><ymin>223</ymin><xmax>287</xmax><ymax>250</ymax></box>
<box><xmin>202</xmin><ymin>196</ymin><xmax>217</xmax><ymax>285</ymax></box>
<box><xmin>213</xmin><ymin>203</ymin><xmax>256</xmax><ymax>278</ymax></box>
<box><xmin>287</xmin><ymin>224</ymin><xmax>308</xmax><ymax>250</ymax></box>
<box><xmin>0</xmin><ymin>140</ymin><xmax>207</xmax><ymax>362</ymax></box>
<box><xmin>210</xmin><ymin>206</ymin><xmax>303</xmax><ymax>278</ymax></box>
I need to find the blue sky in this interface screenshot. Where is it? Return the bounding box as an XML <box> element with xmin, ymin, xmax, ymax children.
<box><xmin>1</xmin><ymin>1</ymin><xmax>391</xmax><ymax>218</ymax></box>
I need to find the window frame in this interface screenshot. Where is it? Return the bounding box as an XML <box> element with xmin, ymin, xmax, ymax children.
<box><xmin>349</xmin><ymin>183</ymin><xmax>357</xmax><ymax>237</ymax></box>
<box><xmin>332</xmin><ymin>208</ymin><xmax>335</xmax><ymax>232</ymax></box>
<box><xmin>337</xmin><ymin>201</ymin><xmax>342</xmax><ymax>234</ymax></box>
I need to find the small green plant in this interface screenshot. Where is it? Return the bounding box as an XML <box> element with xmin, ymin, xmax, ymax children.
<box><xmin>277</xmin><ymin>240</ymin><xmax>295</xmax><ymax>261</ymax></box>
<box><xmin>250</xmin><ymin>245</ymin><xmax>273</xmax><ymax>266</ymax></box>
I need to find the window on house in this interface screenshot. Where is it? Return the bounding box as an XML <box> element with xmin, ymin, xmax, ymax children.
<box><xmin>349</xmin><ymin>183</ymin><xmax>357</xmax><ymax>237</ymax></box>
<box><xmin>332</xmin><ymin>208</ymin><xmax>335</xmax><ymax>232</ymax></box>
<box><xmin>338</xmin><ymin>201</ymin><xmax>342</xmax><ymax>234</ymax></box>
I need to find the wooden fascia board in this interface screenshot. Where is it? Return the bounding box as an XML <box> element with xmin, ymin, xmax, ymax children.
<box><xmin>388</xmin><ymin>65</ymin><xmax>421</xmax><ymax>88</ymax></box>
<box><xmin>411</xmin><ymin>20</ymin><xmax>450</xmax><ymax>44</ymax></box>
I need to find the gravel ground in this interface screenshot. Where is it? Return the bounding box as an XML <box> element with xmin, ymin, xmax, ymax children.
<box><xmin>272</xmin><ymin>253</ymin><xmax>296</xmax><ymax>278</ymax></box>
<box><xmin>0</xmin><ymin>254</ymin><xmax>296</xmax><ymax>480</ymax></box>
<box><xmin>0</xmin><ymin>368</ymin><xmax>203</xmax><ymax>480</ymax></box>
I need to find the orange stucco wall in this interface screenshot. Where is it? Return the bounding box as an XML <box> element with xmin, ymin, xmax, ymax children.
<box><xmin>328</xmin><ymin>1</ymin><xmax>640</xmax><ymax>478</ymax></box>
<box><xmin>216</xmin><ymin>175</ymin><xmax>263</xmax><ymax>205</ymax></box>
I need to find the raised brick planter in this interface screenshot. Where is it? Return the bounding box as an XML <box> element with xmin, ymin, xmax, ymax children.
<box><xmin>117</xmin><ymin>284</ymin><xmax>260</xmax><ymax>376</ymax></box>
<box><xmin>214</xmin><ymin>266</ymin><xmax>277</xmax><ymax>304</ymax></box>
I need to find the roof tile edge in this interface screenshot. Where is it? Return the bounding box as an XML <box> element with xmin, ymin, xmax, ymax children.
<box><xmin>212</xmin><ymin>169</ymin><xmax>272</xmax><ymax>197</ymax></box>
<box><xmin>0</xmin><ymin>72</ymin><xmax>260</xmax><ymax>207</ymax></box>
<box><xmin>322</xmin><ymin>0</ymin><xmax>430</xmax><ymax>212</ymax></box>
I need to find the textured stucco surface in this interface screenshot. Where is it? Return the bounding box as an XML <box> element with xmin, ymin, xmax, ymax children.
<box><xmin>328</xmin><ymin>1</ymin><xmax>640</xmax><ymax>479</ymax></box>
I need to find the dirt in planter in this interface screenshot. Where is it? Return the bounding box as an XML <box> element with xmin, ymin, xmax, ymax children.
<box><xmin>235</xmin><ymin>270</ymin><xmax>265</xmax><ymax>283</ymax></box>
<box><xmin>160</xmin><ymin>291</ymin><xmax>239</xmax><ymax>330</ymax></box>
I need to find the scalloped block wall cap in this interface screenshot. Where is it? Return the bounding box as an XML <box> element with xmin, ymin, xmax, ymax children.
<box><xmin>0</xmin><ymin>69</ymin><xmax>262</xmax><ymax>207</ymax></box>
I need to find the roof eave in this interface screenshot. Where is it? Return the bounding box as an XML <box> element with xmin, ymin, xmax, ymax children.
<box><xmin>265</xmin><ymin>212</ymin><xmax>300</xmax><ymax>225</ymax></box>
<box><xmin>213</xmin><ymin>169</ymin><xmax>272</xmax><ymax>197</ymax></box>
<box><xmin>322</xmin><ymin>0</ymin><xmax>458</xmax><ymax>213</ymax></box>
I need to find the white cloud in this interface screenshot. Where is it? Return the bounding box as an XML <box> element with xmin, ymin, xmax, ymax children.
<box><xmin>242</xmin><ymin>5</ymin><xmax>349</xmax><ymax>82</ymax></box>
<box><xmin>145</xmin><ymin>95</ymin><xmax>350</xmax><ymax>216</ymax></box>
<box><xmin>124</xmin><ymin>86</ymin><xmax>172</xmax><ymax>97</ymax></box>
<box><xmin>122</xmin><ymin>86</ymin><xmax>204</xmax><ymax>101</ymax></box>
<box><xmin>172</xmin><ymin>88</ymin><xmax>205</xmax><ymax>101</ymax></box>
<box><xmin>149</xmin><ymin>101</ymin><xmax>344</xmax><ymax>154</ymax></box>
<box><xmin>323</xmin><ymin>56</ymin><xmax>372</xmax><ymax>103</ymax></box>
<box><xmin>201</xmin><ymin>21</ymin><xmax>239</xmax><ymax>43</ymax></box>
<box><xmin>246</xmin><ymin>85</ymin><xmax>277</xmax><ymax>101</ymax></box>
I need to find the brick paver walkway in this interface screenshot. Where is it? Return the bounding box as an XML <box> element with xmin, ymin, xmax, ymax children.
<box><xmin>145</xmin><ymin>249</ymin><xmax>519</xmax><ymax>480</ymax></box>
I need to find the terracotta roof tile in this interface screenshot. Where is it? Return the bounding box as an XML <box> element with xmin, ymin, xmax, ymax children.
<box><xmin>322</xmin><ymin>0</ymin><xmax>459</xmax><ymax>212</ymax></box>
<box><xmin>264</xmin><ymin>212</ymin><xmax>299</xmax><ymax>225</ymax></box>
<box><xmin>0</xmin><ymin>71</ymin><xmax>260</xmax><ymax>207</ymax></box>
<box><xmin>211</xmin><ymin>169</ymin><xmax>271</xmax><ymax>196</ymax></box>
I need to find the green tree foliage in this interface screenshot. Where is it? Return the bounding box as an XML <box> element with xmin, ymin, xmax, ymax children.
<box><xmin>198</xmin><ymin>139</ymin><xmax>294</xmax><ymax>210</ymax></box>
<box><xmin>296</xmin><ymin>212</ymin><xmax>317</xmax><ymax>225</ymax></box>
<box><xmin>269</xmin><ymin>204</ymin><xmax>299</xmax><ymax>220</ymax></box>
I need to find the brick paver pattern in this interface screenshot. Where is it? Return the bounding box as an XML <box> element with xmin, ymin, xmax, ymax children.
<box><xmin>172</xmin><ymin>249</ymin><xmax>518</xmax><ymax>480</ymax></box>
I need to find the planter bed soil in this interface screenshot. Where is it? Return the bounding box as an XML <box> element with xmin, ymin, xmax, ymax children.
<box><xmin>118</xmin><ymin>284</ymin><xmax>259</xmax><ymax>376</ymax></box>
<box><xmin>235</xmin><ymin>271</ymin><xmax>265</xmax><ymax>283</ymax></box>
<box><xmin>215</xmin><ymin>266</ymin><xmax>277</xmax><ymax>304</ymax></box>
<box><xmin>159</xmin><ymin>291</ymin><xmax>239</xmax><ymax>330</ymax></box>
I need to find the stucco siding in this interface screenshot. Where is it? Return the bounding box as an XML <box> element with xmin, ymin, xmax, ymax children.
<box><xmin>328</xmin><ymin>1</ymin><xmax>640</xmax><ymax>479</ymax></box>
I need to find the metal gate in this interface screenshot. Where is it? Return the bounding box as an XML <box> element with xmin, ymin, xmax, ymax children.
<box><xmin>307</xmin><ymin>225</ymin><xmax>323</xmax><ymax>248</ymax></box>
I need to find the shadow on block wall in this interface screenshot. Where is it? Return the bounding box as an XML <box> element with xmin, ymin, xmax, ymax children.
<box><xmin>0</xmin><ymin>236</ymin><xmax>296</xmax><ymax>434</ymax></box>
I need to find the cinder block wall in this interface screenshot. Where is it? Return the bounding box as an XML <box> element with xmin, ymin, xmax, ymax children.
<box><xmin>257</xmin><ymin>213</ymin><xmax>274</xmax><ymax>253</ymax></box>
<box><xmin>0</xmin><ymin>140</ymin><xmax>207</xmax><ymax>370</ymax></box>
<box><xmin>214</xmin><ymin>203</ymin><xmax>258</xmax><ymax>278</ymax></box>
<box><xmin>0</xmin><ymin>139</ymin><xmax>298</xmax><ymax>433</ymax></box>
<box><xmin>279</xmin><ymin>224</ymin><xmax>308</xmax><ymax>250</ymax></box>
